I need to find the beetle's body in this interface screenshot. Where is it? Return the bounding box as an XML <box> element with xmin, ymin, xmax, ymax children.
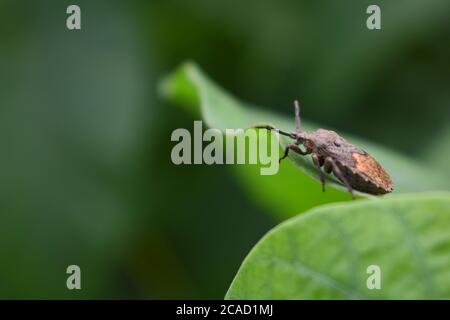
<box><xmin>255</xmin><ymin>101</ymin><xmax>393</xmax><ymax>198</ymax></box>
<box><xmin>298</xmin><ymin>129</ymin><xmax>393</xmax><ymax>195</ymax></box>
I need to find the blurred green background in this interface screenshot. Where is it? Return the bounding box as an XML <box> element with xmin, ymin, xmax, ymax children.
<box><xmin>0</xmin><ymin>0</ymin><xmax>449</xmax><ymax>298</ymax></box>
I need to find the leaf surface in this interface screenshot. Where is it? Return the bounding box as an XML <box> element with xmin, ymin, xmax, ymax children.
<box><xmin>226</xmin><ymin>192</ymin><xmax>450</xmax><ymax>299</ymax></box>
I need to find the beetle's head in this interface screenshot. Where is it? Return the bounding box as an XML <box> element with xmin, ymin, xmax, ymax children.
<box><xmin>292</xmin><ymin>131</ymin><xmax>313</xmax><ymax>152</ymax></box>
<box><xmin>309</xmin><ymin>129</ymin><xmax>344</xmax><ymax>148</ymax></box>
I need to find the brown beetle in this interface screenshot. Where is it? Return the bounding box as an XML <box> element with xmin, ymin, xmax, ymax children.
<box><xmin>255</xmin><ymin>101</ymin><xmax>393</xmax><ymax>198</ymax></box>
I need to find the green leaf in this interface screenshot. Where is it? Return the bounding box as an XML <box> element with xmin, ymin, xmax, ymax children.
<box><xmin>225</xmin><ymin>192</ymin><xmax>450</xmax><ymax>299</ymax></box>
<box><xmin>160</xmin><ymin>62</ymin><xmax>448</xmax><ymax>216</ymax></box>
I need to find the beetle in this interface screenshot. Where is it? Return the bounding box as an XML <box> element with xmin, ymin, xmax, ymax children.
<box><xmin>254</xmin><ymin>101</ymin><xmax>393</xmax><ymax>198</ymax></box>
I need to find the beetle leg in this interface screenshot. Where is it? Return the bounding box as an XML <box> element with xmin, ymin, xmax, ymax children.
<box><xmin>312</xmin><ymin>153</ymin><xmax>326</xmax><ymax>192</ymax></box>
<box><xmin>324</xmin><ymin>160</ymin><xmax>333</xmax><ymax>173</ymax></box>
<box><xmin>325</xmin><ymin>157</ymin><xmax>355</xmax><ymax>199</ymax></box>
<box><xmin>279</xmin><ymin>143</ymin><xmax>308</xmax><ymax>163</ymax></box>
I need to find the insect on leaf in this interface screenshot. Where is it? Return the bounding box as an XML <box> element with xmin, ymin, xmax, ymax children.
<box><xmin>160</xmin><ymin>62</ymin><xmax>449</xmax><ymax>217</ymax></box>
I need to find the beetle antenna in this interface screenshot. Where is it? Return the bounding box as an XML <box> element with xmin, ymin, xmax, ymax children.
<box><xmin>294</xmin><ymin>100</ymin><xmax>301</xmax><ymax>132</ymax></box>
<box><xmin>253</xmin><ymin>125</ymin><xmax>296</xmax><ymax>139</ymax></box>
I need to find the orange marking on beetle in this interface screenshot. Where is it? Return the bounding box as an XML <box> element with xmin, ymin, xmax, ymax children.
<box><xmin>352</xmin><ymin>153</ymin><xmax>393</xmax><ymax>192</ymax></box>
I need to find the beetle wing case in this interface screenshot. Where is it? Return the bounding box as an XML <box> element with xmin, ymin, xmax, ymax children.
<box><xmin>313</xmin><ymin>131</ymin><xmax>393</xmax><ymax>195</ymax></box>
